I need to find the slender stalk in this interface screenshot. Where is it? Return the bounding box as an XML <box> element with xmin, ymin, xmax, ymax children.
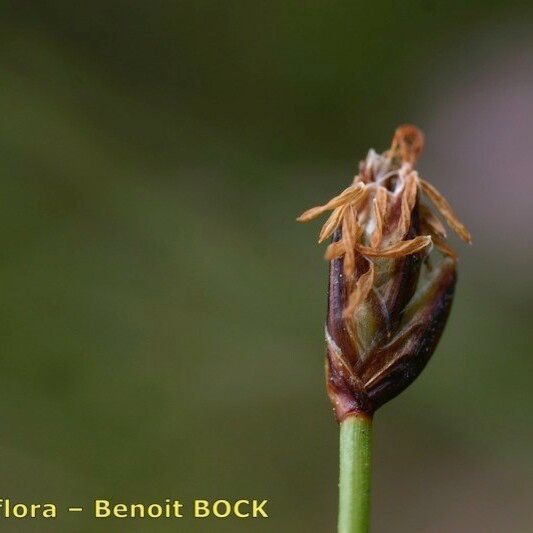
<box><xmin>338</xmin><ymin>413</ymin><xmax>373</xmax><ymax>533</ymax></box>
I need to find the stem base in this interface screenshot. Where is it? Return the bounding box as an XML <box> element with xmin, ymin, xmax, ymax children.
<box><xmin>338</xmin><ymin>414</ymin><xmax>373</xmax><ymax>533</ymax></box>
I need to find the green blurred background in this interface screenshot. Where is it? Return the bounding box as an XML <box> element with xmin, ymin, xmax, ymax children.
<box><xmin>0</xmin><ymin>2</ymin><xmax>531</xmax><ymax>531</ymax></box>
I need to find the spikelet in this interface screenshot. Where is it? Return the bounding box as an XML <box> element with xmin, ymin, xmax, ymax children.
<box><xmin>297</xmin><ymin>125</ymin><xmax>471</xmax><ymax>419</ymax></box>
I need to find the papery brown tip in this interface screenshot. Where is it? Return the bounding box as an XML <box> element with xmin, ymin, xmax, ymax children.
<box><xmin>390</xmin><ymin>124</ymin><xmax>425</xmax><ymax>164</ymax></box>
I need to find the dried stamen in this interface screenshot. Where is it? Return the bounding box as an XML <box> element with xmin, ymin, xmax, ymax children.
<box><xmin>297</xmin><ymin>125</ymin><xmax>470</xmax><ymax>321</ymax></box>
<box><xmin>419</xmin><ymin>179</ymin><xmax>472</xmax><ymax>243</ymax></box>
<box><xmin>297</xmin><ymin>182</ymin><xmax>367</xmax><ymax>222</ymax></box>
<box><xmin>370</xmin><ymin>186</ymin><xmax>388</xmax><ymax>248</ymax></box>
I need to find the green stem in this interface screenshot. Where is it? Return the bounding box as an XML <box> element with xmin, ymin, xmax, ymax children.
<box><xmin>338</xmin><ymin>413</ymin><xmax>373</xmax><ymax>533</ymax></box>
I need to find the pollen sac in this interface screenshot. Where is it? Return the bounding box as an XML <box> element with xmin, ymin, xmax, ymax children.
<box><xmin>298</xmin><ymin>125</ymin><xmax>471</xmax><ymax>420</ymax></box>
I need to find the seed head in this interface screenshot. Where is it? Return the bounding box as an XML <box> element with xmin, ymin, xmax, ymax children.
<box><xmin>298</xmin><ymin>125</ymin><xmax>471</xmax><ymax>420</ymax></box>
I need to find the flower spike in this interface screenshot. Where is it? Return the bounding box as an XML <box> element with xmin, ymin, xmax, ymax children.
<box><xmin>298</xmin><ymin>124</ymin><xmax>471</xmax><ymax>418</ymax></box>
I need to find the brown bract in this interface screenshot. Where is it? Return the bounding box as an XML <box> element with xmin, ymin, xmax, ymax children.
<box><xmin>297</xmin><ymin>125</ymin><xmax>471</xmax><ymax>420</ymax></box>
